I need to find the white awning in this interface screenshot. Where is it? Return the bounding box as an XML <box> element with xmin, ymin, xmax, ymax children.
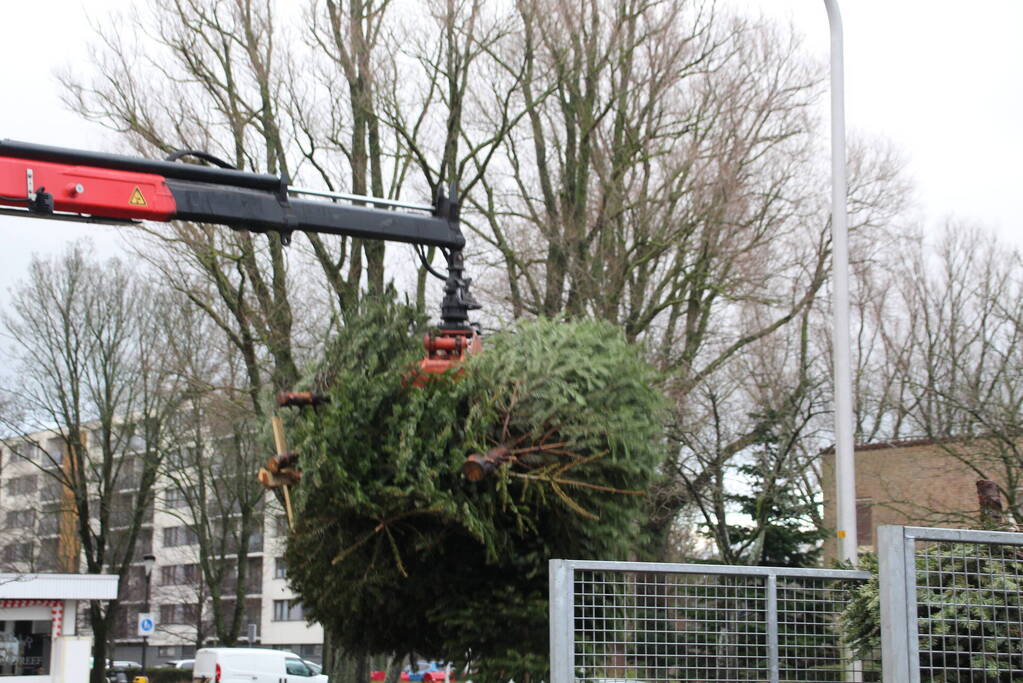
<box><xmin>0</xmin><ymin>573</ymin><xmax>119</xmax><ymax>600</ymax></box>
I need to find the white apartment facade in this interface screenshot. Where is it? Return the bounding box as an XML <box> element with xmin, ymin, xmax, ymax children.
<box><xmin>0</xmin><ymin>428</ymin><xmax>323</xmax><ymax>667</ymax></box>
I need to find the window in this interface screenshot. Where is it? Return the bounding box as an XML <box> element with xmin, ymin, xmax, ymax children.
<box><xmin>164</xmin><ymin>488</ymin><xmax>189</xmax><ymax>509</ymax></box>
<box><xmin>286</xmin><ymin>658</ymin><xmax>313</xmax><ymax>676</ymax></box>
<box><xmin>275</xmin><ymin>514</ymin><xmax>290</xmax><ymax>536</ymax></box>
<box><xmin>121</xmin><ymin>566</ymin><xmax>146</xmax><ymax>602</ymax></box>
<box><xmin>161</xmin><ymin>564</ymin><xmax>199</xmax><ymax>586</ymax></box>
<box><xmin>5</xmin><ymin>475</ymin><xmax>36</xmax><ymax>497</ymax></box>
<box><xmin>38</xmin><ymin>510</ymin><xmax>59</xmax><ymax>536</ymax></box>
<box><xmin>298</xmin><ymin>644</ymin><xmax>323</xmax><ymax>661</ymax></box>
<box><xmin>166</xmin><ymin>447</ymin><xmax>191</xmax><ymax>470</ymax></box>
<box><xmin>111</xmin><ymin>493</ymin><xmax>147</xmax><ymax>527</ymax></box>
<box><xmin>136</xmin><ymin>528</ymin><xmax>154</xmax><ymax>556</ymax></box>
<box><xmin>115</xmin><ymin>458</ymin><xmax>142</xmax><ymax>490</ymax></box>
<box><xmin>856</xmin><ymin>498</ymin><xmax>874</xmax><ymax>546</ymax></box>
<box><xmin>37</xmin><ymin>538</ymin><xmax>60</xmax><ymax>571</ymax></box>
<box><xmin>246</xmin><ymin>558</ymin><xmax>263</xmax><ymax>593</ymax></box>
<box><xmin>2</xmin><ymin>543</ymin><xmax>32</xmax><ymax>564</ymax></box>
<box><xmin>245</xmin><ymin>598</ymin><xmax>262</xmax><ymax>634</ymax></box>
<box><xmin>156</xmin><ymin>644</ymin><xmax>196</xmax><ymax>659</ymax></box>
<box><xmin>163</xmin><ymin>526</ymin><xmax>199</xmax><ymax>547</ymax></box>
<box><xmin>160</xmin><ymin>603</ymin><xmax>199</xmax><ymax>625</ymax></box>
<box><xmin>274</xmin><ymin>558</ymin><xmax>287</xmax><ymax>579</ymax></box>
<box><xmin>5</xmin><ymin>509</ymin><xmax>35</xmax><ymax>529</ymax></box>
<box><xmin>44</xmin><ymin>437</ymin><xmax>64</xmax><ymax>466</ymax></box>
<box><xmin>272</xmin><ymin>600</ymin><xmax>305</xmax><ymax>622</ymax></box>
<box><xmin>40</xmin><ymin>478</ymin><xmax>64</xmax><ymax>502</ymax></box>
<box><xmin>7</xmin><ymin>442</ymin><xmax>33</xmax><ymax>464</ymax></box>
<box><xmin>0</xmin><ymin>619</ymin><xmax>51</xmax><ymax>675</ymax></box>
<box><xmin>128</xmin><ymin>433</ymin><xmax>146</xmax><ymax>452</ymax></box>
<box><xmin>105</xmin><ymin>528</ymin><xmax>153</xmax><ymax>564</ymax></box>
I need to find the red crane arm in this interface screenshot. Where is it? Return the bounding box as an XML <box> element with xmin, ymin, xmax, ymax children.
<box><xmin>0</xmin><ymin>139</ymin><xmax>481</xmax><ymax>376</ymax></box>
<box><xmin>0</xmin><ymin>139</ymin><xmax>466</xmax><ymax>251</ymax></box>
<box><xmin>0</xmin><ymin>154</ymin><xmax>177</xmax><ymax>221</ymax></box>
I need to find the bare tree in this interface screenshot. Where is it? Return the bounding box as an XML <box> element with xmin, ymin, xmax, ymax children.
<box><xmin>849</xmin><ymin>223</ymin><xmax>1023</xmax><ymax>524</ymax></box>
<box><xmin>62</xmin><ymin>0</ymin><xmax>524</xmax><ymax>673</ymax></box>
<box><xmin>161</xmin><ymin>399</ymin><xmax>267</xmax><ymax>647</ymax></box>
<box><xmin>673</xmin><ymin>305</ymin><xmax>831</xmax><ymax>564</ymax></box>
<box><xmin>62</xmin><ymin>0</ymin><xmax>309</xmax><ymax>401</ymax></box>
<box><xmin>57</xmin><ymin>0</ymin><xmax>919</xmax><ymax>571</ymax></box>
<box><xmin>1</xmin><ymin>242</ymin><xmax>183</xmax><ymax>683</ymax></box>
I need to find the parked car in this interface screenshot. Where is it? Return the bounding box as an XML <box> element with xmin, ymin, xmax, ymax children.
<box><xmin>370</xmin><ymin>666</ymin><xmax>409</xmax><ymax>681</ymax></box>
<box><xmin>193</xmin><ymin>647</ymin><xmax>327</xmax><ymax>682</ymax></box>
<box><xmin>304</xmin><ymin>660</ymin><xmax>322</xmax><ymax>675</ymax></box>
<box><xmin>168</xmin><ymin>658</ymin><xmax>195</xmax><ymax>670</ymax></box>
<box><xmin>371</xmin><ymin>661</ymin><xmax>456</xmax><ymax>683</ymax></box>
<box><xmin>417</xmin><ymin>662</ymin><xmax>455</xmax><ymax>682</ymax></box>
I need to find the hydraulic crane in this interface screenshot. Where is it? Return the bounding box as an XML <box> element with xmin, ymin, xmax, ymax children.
<box><xmin>0</xmin><ymin>137</ymin><xmax>487</xmax><ymax>514</ymax></box>
<box><xmin>0</xmin><ymin>139</ymin><xmax>482</xmax><ymax>377</ymax></box>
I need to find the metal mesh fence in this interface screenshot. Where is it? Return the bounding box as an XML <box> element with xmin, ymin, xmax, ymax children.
<box><xmin>879</xmin><ymin>526</ymin><xmax>1023</xmax><ymax>683</ymax></box>
<box><xmin>777</xmin><ymin>579</ymin><xmax>869</xmax><ymax>680</ymax></box>
<box><xmin>551</xmin><ymin>560</ymin><xmax>875</xmax><ymax>683</ymax></box>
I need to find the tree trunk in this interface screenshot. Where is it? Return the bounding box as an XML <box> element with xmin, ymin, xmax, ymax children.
<box><xmin>89</xmin><ymin>601</ymin><xmax>111</xmax><ymax>683</ymax></box>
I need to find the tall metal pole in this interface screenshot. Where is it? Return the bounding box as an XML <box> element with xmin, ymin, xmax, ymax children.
<box><xmin>142</xmin><ymin>553</ymin><xmax>155</xmax><ymax>675</ymax></box>
<box><xmin>823</xmin><ymin>0</ymin><xmax>858</xmax><ymax>566</ymax></box>
<box><xmin>142</xmin><ymin>571</ymin><xmax>151</xmax><ymax>673</ymax></box>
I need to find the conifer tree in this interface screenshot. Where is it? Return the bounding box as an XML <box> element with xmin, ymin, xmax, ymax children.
<box><xmin>284</xmin><ymin>300</ymin><xmax>666</xmax><ymax>682</ymax></box>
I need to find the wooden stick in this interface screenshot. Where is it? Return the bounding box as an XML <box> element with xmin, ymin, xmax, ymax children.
<box><xmin>271</xmin><ymin>416</ymin><xmax>295</xmax><ymax>529</ymax></box>
<box><xmin>271</xmin><ymin>416</ymin><xmax>288</xmax><ymax>455</ymax></box>
<box><xmin>282</xmin><ymin>486</ymin><xmax>294</xmax><ymax>530</ymax></box>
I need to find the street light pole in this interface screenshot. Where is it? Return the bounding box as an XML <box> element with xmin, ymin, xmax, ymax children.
<box><xmin>142</xmin><ymin>553</ymin><xmax>156</xmax><ymax>675</ymax></box>
<box><xmin>823</xmin><ymin>0</ymin><xmax>858</xmax><ymax>566</ymax></box>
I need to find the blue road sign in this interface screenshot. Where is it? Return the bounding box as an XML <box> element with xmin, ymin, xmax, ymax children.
<box><xmin>137</xmin><ymin>613</ymin><xmax>155</xmax><ymax>637</ymax></box>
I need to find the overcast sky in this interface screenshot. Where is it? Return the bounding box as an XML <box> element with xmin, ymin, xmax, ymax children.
<box><xmin>1</xmin><ymin>0</ymin><xmax>1020</xmax><ymax>300</ymax></box>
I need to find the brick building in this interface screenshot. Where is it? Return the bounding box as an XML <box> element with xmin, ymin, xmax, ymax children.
<box><xmin>821</xmin><ymin>438</ymin><xmax>1008</xmax><ymax>559</ymax></box>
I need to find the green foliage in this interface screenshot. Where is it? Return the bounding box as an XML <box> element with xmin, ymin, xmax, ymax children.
<box><xmin>723</xmin><ymin>462</ymin><xmax>828</xmax><ymax>567</ymax></box>
<box><xmin>121</xmin><ymin>668</ymin><xmax>191</xmax><ymax>683</ymax></box>
<box><xmin>842</xmin><ymin>545</ymin><xmax>1023</xmax><ymax>681</ymax></box>
<box><xmin>285</xmin><ymin>300</ymin><xmax>667</xmax><ymax>682</ymax></box>
<box><xmin>838</xmin><ymin>552</ymin><xmax>882</xmax><ymax>661</ymax></box>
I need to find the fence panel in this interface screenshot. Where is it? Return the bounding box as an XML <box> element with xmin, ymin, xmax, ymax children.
<box><xmin>878</xmin><ymin>525</ymin><xmax>1023</xmax><ymax>683</ymax></box>
<box><xmin>550</xmin><ymin>560</ymin><xmax>874</xmax><ymax>683</ymax></box>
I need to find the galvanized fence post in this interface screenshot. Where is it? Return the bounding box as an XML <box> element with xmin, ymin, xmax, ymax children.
<box><xmin>878</xmin><ymin>525</ymin><xmax>919</xmax><ymax>683</ymax></box>
<box><xmin>766</xmin><ymin>573</ymin><xmax>779</xmax><ymax>683</ymax></box>
<box><xmin>549</xmin><ymin>560</ymin><xmax>574</xmax><ymax>683</ymax></box>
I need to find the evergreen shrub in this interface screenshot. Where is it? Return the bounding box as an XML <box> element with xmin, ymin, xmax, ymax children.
<box><xmin>842</xmin><ymin>545</ymin><xmax>1023</xmax><ymax>681</ymax></box>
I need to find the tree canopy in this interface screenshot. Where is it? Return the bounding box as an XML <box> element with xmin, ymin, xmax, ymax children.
<box><xmin>285</xmin><ymin>300</ymin><xmax>666</xmax><ymax>681</ymax></box>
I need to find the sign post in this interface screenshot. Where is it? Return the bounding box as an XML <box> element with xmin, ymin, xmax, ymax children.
<box><xmin>137</xmin><ymin>612</ymin><xmax>155</xmax><ymax>680</ymax></box>
<box><xmin>137</xmin><ymin>612</ymin><xmax>155</xmax><ymax>637</ymax></box>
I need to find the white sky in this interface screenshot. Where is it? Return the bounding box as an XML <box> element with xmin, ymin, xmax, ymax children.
<box><xmin>0</xmin><ymin>0</ymin><xmax>1021</xmax><ymax>300</ymax></box>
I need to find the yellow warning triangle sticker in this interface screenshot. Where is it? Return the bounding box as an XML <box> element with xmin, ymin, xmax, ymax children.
<box><xmin>129</xmin><ymin>186</ymin><xmax>148</xmax><ymax>206</ymax></box>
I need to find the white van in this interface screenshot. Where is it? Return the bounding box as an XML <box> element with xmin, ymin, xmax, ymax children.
<box><xmin>192</xmin><ymin>647</ymin><xmax>328</xmax><ymax>683</ymax></box>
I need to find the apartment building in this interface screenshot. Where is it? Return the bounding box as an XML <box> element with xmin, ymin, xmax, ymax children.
<box><xmin>0</xmin><ymin>427</ymin><xmax>323</xmax><ymax>666</ymax></box>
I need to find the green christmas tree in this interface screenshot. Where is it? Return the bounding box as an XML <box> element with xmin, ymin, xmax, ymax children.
<box><xmin>284</xmin><ymin>299</ymin><xmax>666</xmax><ymax>682</ymax></box>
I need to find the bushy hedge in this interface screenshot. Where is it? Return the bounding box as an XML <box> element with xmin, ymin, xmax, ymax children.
<box><xmin>118</xmin><ymin>668</ymin><xmax>191</xmax><ymax>683</ymax></box>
